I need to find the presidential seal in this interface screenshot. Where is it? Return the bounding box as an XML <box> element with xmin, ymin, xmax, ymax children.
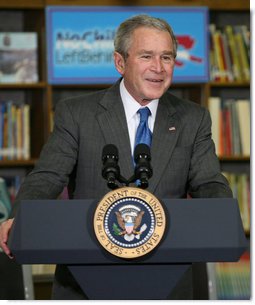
<box><xmin>94</xmin><ymin>187</ymin><xmax>166</xmax><ymax>259</ymax></box>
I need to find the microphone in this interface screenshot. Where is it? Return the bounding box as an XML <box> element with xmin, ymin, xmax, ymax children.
<box><xmin>134</xmin><ymin>143</ymin><xmax>153</xmax><ymax>189</ymax></box>
<box><xmin>102</xmin><ymin>144</ymin><xmax>120</xmax><ymax>190</ymax></box>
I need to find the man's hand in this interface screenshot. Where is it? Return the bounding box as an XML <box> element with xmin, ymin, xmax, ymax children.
<box><xmin>0</xmin><ymin>218</ymin><xmax>14</xmax><ymax>259</ymax></box>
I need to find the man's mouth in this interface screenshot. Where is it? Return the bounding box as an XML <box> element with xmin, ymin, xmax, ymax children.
<box><xmin>146</xmin><ymin>78</ymin><xmax>163</xmax><ymax>83</ymax></box>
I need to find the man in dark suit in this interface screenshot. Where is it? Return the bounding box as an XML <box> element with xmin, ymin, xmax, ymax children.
<box><xmin>0</xmin><ymin>14</ymin><xmax>232</xmax><ymax>299</ymax></box>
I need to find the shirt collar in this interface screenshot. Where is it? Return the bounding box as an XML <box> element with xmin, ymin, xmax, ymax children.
<box><xmin>120</xmin><ymin>79</ymin><xmax>159</xmax><ymax>122</ymax></box>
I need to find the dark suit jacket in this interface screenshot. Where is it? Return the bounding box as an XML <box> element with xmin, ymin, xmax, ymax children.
<box><xmin>12</xmin><ymin>79</ymin><xmax>232</xmax><ymax>299</ymax></box>
<box><xmin>14</xmin><ymin>79</ymin><xmax>232</xmax><ymax>206</ymax></box>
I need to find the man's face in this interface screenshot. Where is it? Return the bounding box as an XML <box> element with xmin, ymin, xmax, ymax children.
<box><xmin>114</xmin><ymin>27</ymin><xmax>175</xmax><ymax>105</ymax></box>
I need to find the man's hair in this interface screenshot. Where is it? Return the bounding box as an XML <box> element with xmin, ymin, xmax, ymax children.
<box><xmin>114</xmin><ymin>14</ymin><xmax>178</xmax><ymax>60</ymax></box>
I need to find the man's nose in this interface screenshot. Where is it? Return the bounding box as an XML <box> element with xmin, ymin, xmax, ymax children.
<box><xmin>151</xmin><ymin>57</ymin><xmax>164</xmax><ymax>73</ymax></box>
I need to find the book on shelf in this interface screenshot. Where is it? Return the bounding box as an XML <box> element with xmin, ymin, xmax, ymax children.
<box><xmin>0</xmin><ymin>175</ymin><xmax>23</xmax><ymax>223</ymax></box>
<box><xmin>235</xmin><ymin>100</ymin><xmax>250</xmax><ymax>156</ymax></box>
<box><xmin>221</xmin><ymin>32</ymin><xmax>234</xmax><ymax>82</ymax></box>
<box><xmin>213</xmin><ymin>30</ymin><xmax>227</xmax><ymax>82</ymax></box>
<box><xmin>0</xmin><ymin>100</ymin><xmax>30</xmax><ymax>160</ymax></box>
<box><xmin>239</xmin><ymin>25</ymin><xmax>250</xmax><ymax>59</ymax></box>
<box><xmin>238</xmin><ymin>174</ymin><xmax>250</xmax><ymax>233</ymax></box>
<box><xmin>234</xmin><ymin>28</ymin><xmax>250</xmax><ymax>82</ymax></box>
<box><xmin>0</xmin><ymin>177</ymin><xmax>12</xmax><ymax>223</ymax></box>
<box><xmin>222</xmin><ymin>101</ymin><xmax>232</xmax><ymax>156</ymax></box>
<box><xmin>23</xmin><ymin>104</ymin><xmax>30</xmax><ymax>160</ymax></box>
<box><xmin>214</xmin><ymin>252</ymin><xmax>250</xmax><ymax>300</ymax></box>
<box><xmin>209</xmin><ymin>25</ymin><xmax>224</xmax><ymax>82</ymax></box>
<box><xmin>209</xmin><ymin>24</ymin><xmax>218</xmax><ymax>82</ymax></box>
<box><xmin>222</xmin><ymin>172</ymin><xmax>250</xmax><ymax>233</ymax></box>
<box><xmin>210</xmin><ymin>24</ymin><xmax>250</xmax><ymax>82</ymax></box>
<box><xmin>2</xmin><ymin>175</ymin><xmax>21</xmax><ymax>204</ymax></box>
<box><xmin>208</xmin><ymin>96</ymin><xmax>221</xmax><ymax>155</ymax></box>
<box><xmin>225</xmin><ymin>25</ymin><xmax>242</xmax><ymax>82</ymax></box>
<box><xmin>208</xmin><ymin>97</ymin><xmax>250</xmax><ymax>157</ymax></box>
<box><xmin>229</xmin><ymin>100</ymin><xmax>242</xmax><ymax>156</ymax></box>
<box><xmin>0</xmin><ymin>32</ymin><xmax>38</xmax><ymax>84</ymax></box>
<box><xmin>0</xmin><ymin>175</ymin><xmax>22</xmax><ymax>222</ymax></box>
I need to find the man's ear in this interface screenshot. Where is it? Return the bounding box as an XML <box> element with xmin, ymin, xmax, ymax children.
<box><xmin>114</xmin><ymin>52</ymin><xmax>125</xmax><ymax>75</ymax></box>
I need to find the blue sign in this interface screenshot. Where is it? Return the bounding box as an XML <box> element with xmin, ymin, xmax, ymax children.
<box><xmin>46</xmin><ymin>6</ymin><xmax>209</xmax><ymax>84</ymax></box>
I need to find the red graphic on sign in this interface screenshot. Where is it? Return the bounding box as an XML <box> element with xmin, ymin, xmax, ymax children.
<box><xmin>175</xmin><ymin>35</ymin><xmax>203</xmax><ymax>67</ymax></box>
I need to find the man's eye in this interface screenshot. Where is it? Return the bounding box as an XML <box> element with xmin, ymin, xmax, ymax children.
<box><xmin>141</xmin><ymin>55</ymin><xmax>151</xmax><ymax>59</ymax></box>
<box><xmin>162</xmin><ymin>56</ymin><xmax>172</xmax><ymax>62</ymax></box>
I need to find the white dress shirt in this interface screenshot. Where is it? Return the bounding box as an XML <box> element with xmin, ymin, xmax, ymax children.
<box><xmin>120</xmin><ymin>79</ymin><xmax>159</xmax><ymax>154</ymax></box>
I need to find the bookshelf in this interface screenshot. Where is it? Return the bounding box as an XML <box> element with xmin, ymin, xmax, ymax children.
<box><xmin>0</xmin><ymin>0</ymin><xmax>250</xmax><ymax>300</ymax></box>
<box><xmin>207</xmin><ymin>3</ymin><xmax>250</xmax><ymax>300</ymax></box>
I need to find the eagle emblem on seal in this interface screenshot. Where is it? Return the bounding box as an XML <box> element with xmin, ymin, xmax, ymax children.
<box><xmin>113</xmin><ymin>204</ymin><xmax>147</xmax><ymax>242</ymax></box>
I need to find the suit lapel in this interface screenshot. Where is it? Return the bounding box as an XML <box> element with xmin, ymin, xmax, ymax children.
<box><xmin>96</xmin><ymin>82</ymin><xmax>181</xmax><ymax>190</ymax></box>
<box><xmin>148</xmin><ymin>95</ymin><xmax>181</xmax><ymax>193</ymax></box>
<box><xmin>96</xmin><ymin>82</ymin><xmax>134</xmax><ymax>180</ymax></box>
